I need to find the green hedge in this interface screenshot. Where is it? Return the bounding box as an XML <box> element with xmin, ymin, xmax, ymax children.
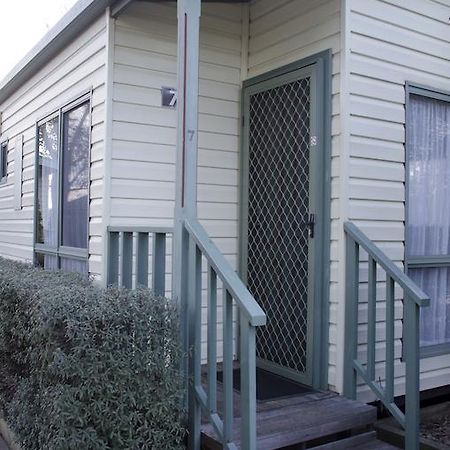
<box><xmin>0</xmin><ymin>258</ymin><xmax>186</xmax><ymax>449</ymax></box>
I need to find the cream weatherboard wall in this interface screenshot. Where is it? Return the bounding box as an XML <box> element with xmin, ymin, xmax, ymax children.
<box><xmin>247</xmin><ymin>0</ymin><xmax>342</xmax><ymax>392</ymax></box>
<box><xmin>344</xmin><ymin>0</ymin><xmax>450</xmax><ymax>400</ymax></box>
<box><xmin>107</xmin><ymin>0</ymin><xmax>343</xmax><ymax>372</ymax></box>
<box><xmin>108</xmin><ymin>2</ymin><xmax>244</xmax><ymax>358</ymax></box>
<box><xmin>0</xmin><ymin>14</ymin><xmax>108</xmax><ymax>277</ymax></box>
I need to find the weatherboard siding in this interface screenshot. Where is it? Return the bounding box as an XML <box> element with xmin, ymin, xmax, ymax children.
<box><xmin>248</xmin><ymin>0</ymin><xmax>342</xmax><ymax>392</ymax></box>
<box><xmin>110</xmin><ymin>2</ymin><xmax>244</xmax><ymax>360</ymax></box>
<box><xmin>346</xmin><ymin>0</ymin><xmax>450</xmax><ymax>400</ymax></box>
<box><xmin>0</xmin><ymin>15</ymin><xmax>107</xmax><ymax>277</ymax></box>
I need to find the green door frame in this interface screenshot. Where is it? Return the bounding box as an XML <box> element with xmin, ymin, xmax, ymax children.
<box><xmin>239</xmin><ymin>50</ymin><xmax>332</xmax><ymax>390</ymax></box>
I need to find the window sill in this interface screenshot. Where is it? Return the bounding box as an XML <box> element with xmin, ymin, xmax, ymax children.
<box><xmin>420</xmin><ymin>343</ymin><xmax>450</xmax><ymax>358</ymax></box>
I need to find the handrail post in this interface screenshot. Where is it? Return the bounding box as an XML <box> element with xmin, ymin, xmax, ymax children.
<box><xmin>367</xmin><ymin>256</ymin><xmax>376</xmax><ymax>381</ymax></box>
<box><xmin>187</xmin><ymin>238</ymin><xmax>202</xmax><ymax>450</ymax></box>
<box><xmin>343</xmin><ymin>232</ymin><xmax>359</xmax><ymax>399</ymax></box>
<box><xmin>222</xmin><ymin>289</ymin><xmax>234</xmax><ymax>446</ymax></box>
<box><xmin>404</xmin><ymin>296</ymin><xmax>420</xmax><ymax>450</ymax></box>
<box><xmin>385</xmin><ymin>275</ymin><xmax>395</xmax><ymax>404</ymax></box>
<box><xmin>240</xmin><ymin>312</ymin><xmax>257</xmax><ymax>450</ymax></box>
<box><xmin>207</xmin><ymin>266</ymin><xmax>218</xmax><ymax>415</ymax></box>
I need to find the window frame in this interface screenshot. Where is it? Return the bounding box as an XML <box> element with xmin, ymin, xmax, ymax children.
<box><xmin>405</xmin><ymin>82</ymin><xmax>450</xmax><ymax>358</ymax></box>
<box><xmin>0</xmin><ymin>139</ymin><xmax>8</xmax><ymax>184</ymax></box>
<box><xmin>33</xmin><ymin>92</ymin><xmax>92</xmax><ymax>272</ymax></box>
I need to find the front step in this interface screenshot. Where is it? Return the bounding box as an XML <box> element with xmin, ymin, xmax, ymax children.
<box><xmin>313</xmin><ymin>431</ymin><xmax>399</xmax><ymax>449</ymax></box>
<box><xmin>201</xmin><ymin>394</ymin><xmax>379</xmax><ymax>449</ymax></box>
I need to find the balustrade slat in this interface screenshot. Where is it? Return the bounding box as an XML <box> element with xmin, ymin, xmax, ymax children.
<box><xmin>121</xmin><ymin>232</ymin><xmax>133</xmax><ymax>289</ymax></box>
<box><xmin>343</xmin><ymin>238</ymin><xmax>359</xmax><ymax>400</ymax></box>
<box><xmin>223</xmin><ymin>289</ymin><xmax>234</xmax><ymax>445</ymax></box>
<box><xmin>207</xmin><ymin>265</ymin><xmax>217</xmax><ymax>414</ymax></box>
<box><xmin>367</xmin><ymin>256</ymin><xmax>376</xmax><ymax>381</ymax></box>
<box><xmin>240</xmin><ymin>312</ymin><xmax>257</xmax><ymax>450</ymax></box>
<box><xmin>194</xmin><ymin>245</ymin><xmax>202</xmax><ymax>388</ymax></box>
<box><xmin>188</xmin><ymin>239</ymin><xmax>202</xmax><ymax>449</ymax></box>
<box><xmin>404</xmin><ymin>297</ymin><xmax>420</xmax><ymax>450</ymax></box>
<box><xmin>136</xmin><ymin>232</ymin><xmax>149</xmax><ymax>287</ymax></box>
<box><xmin>107</xmin><ymin>232</ymin><xmax>119</xmax><ymax>285</ymax></box>
<box><xmin>152</xmin><ymin>232</ymin><xmax>166</xmax><ymax>296</ymax></box>
<box><xmin>385</xmin><ymin>275</ymin><xmax>395</xmax><ymax>403</ymax></box>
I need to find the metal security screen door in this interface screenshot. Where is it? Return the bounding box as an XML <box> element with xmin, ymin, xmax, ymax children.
<box><xmin>242</xmin><ymin>65</ymin><xmax>322</xmax><ymax>386</ymax></box>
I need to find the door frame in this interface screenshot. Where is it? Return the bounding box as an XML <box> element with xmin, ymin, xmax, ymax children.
<box><xmin>239</xmin><ymin>50</ymin><xmax>332</xmax><ymax>390</ymax></box>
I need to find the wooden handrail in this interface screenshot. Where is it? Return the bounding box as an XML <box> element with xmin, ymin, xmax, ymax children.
<box><xmin>106</xmin><ymin>227</ymin><xmax>172</xmax><ymax>294</ymax></box>
<box><xmin>343</xmin><ymin>221</ymin><xmax>429</xmax><ymax>450</ymax></box>
<box><xmin>184</xmin><ymin>217</ymin><xmax>265</xmax><ymax>450</ymax></box>
<box><xmin>344</xmin><ymin>222</ymin><xmax>429</xmax><ymax>307</ymax></box>
<box><xmin>184</xmin><ymin>218</ymin><xmax>266</xmax><ymax>327</ymax></box>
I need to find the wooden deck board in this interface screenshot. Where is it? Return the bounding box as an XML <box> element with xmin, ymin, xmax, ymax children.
<box><xmin>201</xmin><ymin>379</ymin><xmax>378</xmax><ymax>449</ymax></box>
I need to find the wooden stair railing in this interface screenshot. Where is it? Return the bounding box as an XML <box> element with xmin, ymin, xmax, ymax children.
<box><xmin>184</xmin><ymin>218</ymin><xmax>266</xmax><ymax>450</ymax></box>
<box><xmin>107</xmin><ymin>225</ymin><xmax>173</xmax><ymax>293</ymax></box>
<box><xmin>343</xmin><ymin>222</ymin><xmax>430</xmax><ymax>450</ymax></box>
<box><xmin>107</xmin><ymin>222</ymin><xmax>266</xmax><ymax>449</ymax></box>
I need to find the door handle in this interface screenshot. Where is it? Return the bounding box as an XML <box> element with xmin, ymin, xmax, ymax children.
<box><xmin>307</xmin><ymin>213</ymin><xmax>315</xmax><ymax>238</ymax></box>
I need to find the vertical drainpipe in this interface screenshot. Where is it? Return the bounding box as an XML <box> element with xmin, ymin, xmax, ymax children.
<box><xmin>172</xmin><ymin>0</ymin><xmax>201</xmax><ymax>447</ymax></box>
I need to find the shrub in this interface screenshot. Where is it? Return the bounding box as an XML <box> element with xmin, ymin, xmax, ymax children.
<box><xmin>0</xmin><ymin>258</ymin><xmax>186</xmax><ymax>449</ymax></box>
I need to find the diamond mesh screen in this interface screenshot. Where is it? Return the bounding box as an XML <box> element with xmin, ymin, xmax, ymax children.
<box><xmin>247</xmin><ymin>77</ymin><xmax>311</xmax><ymax>376</ymax></box>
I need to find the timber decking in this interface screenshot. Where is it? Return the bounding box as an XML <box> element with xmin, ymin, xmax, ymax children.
<box><xmin>201</xmin><ymin>386</ymin><xmax>392</xmax><ymax>449</ymax></box>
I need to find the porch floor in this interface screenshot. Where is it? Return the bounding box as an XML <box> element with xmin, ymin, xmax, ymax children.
<box><xmin>201</xmin><ymin>376</ymin><xmax>399</xmax><ymax>449</ymax></box>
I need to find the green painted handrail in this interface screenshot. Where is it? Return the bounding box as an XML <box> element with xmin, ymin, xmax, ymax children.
<box><xmin>344</xmin><ymin>222</ymin><xmax>430</xmax><ymax>308</ymax></box>
<box><xmin>343</xmin><ymin>221</ymin><xmax>430</xmax><ymax>450</ymax></box>
<box><xmin>184</xmin><ymin>217</ymin><xmax>266</xmax><ymax>450</ymax></box>
<box><xmin>106</xmin><ymin>227</ymin><xmax>172</xmax><ymax>295</ymax></box>
<box><xmin>184</xmin><ymin>218</ymin><xmax>267</xmax><ymax>327</ymax></box>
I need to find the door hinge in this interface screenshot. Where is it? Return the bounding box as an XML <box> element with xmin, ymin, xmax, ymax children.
<box><xmin>310</xmin><ymin>136</ymin><xmax>318</xmax><ymax>147</ymax></box>
<box><xmin>242</xmin><ymin>116</ymin><xmax>245</xmax><ymax>127</ymax></box>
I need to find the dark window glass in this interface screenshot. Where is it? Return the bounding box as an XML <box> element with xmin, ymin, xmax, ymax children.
<box><xmin>36</xmin><ymin>117</ymin><xmax>59</xmax><ymax>246</ymax></box>
<box><xmin>61</xmin><ymin>102</ymin><xmax>90</xmax><ymax>249</ymax></box>
<box><xmin>1</xmin><ymin>143</ymin><xmax>7</xmax><ymax>179</ymax></box>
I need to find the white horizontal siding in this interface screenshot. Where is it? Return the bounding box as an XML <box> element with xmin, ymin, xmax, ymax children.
<box><xmin>347</xmin><ymin>0</ymin><xmax>450</xmax><ymax>399</ymax></box>
<box><xmin>0</xmin><ymin>15</ymin><xmax>107</xmax><ymax>276</ymax></box>
<box><xmin>111</xmin><ymin>2</ymin><xmax>244</xmax><ymax>360</ymax></box>
<box><xmin>248</xmin><ymin>0</ymin><xmax>342</xmax><ymax>391</ymax></box>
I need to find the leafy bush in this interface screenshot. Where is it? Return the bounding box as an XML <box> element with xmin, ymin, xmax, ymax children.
<box><xmin>0</xmin><ymin>258</ymin><xmax>186</xmax><ymax>449</ymax></box>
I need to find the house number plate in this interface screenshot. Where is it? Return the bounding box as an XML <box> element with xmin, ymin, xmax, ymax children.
<box><xmin>161</xmin><ymin>87</ymin><xmax>177</xmax><ymax>108</ymax></box>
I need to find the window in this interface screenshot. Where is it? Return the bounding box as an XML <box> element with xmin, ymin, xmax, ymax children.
<box><xmin>35</xmin><ymin>96</ymin><xmax>91</xmax><ymax>274</ymax></box>
<box><xmin>406</xmin><ymin>84</ymin><xmax>450</xmax><ymax>355</ymax></box>
<box><xmin>0</xmin><ymin>141</ymin><xmax>7</xmax><ymax>182</ymax></box>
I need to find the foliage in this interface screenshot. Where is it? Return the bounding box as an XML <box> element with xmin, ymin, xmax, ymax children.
<box><xmin>0</xmin><ymin>258</ymin><xmax>186</xmax><ymax>449</ymax></box>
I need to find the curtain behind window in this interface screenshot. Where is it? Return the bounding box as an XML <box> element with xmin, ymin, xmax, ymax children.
<box><xmin>37</xmin><ymin>117</ymin><xmax>59</xmax><ymax>270</ymax></box>
<box><xmin>407</xmin><ymin>94</ymin><xmax>450</xmax><ymax>347</ymax></box>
